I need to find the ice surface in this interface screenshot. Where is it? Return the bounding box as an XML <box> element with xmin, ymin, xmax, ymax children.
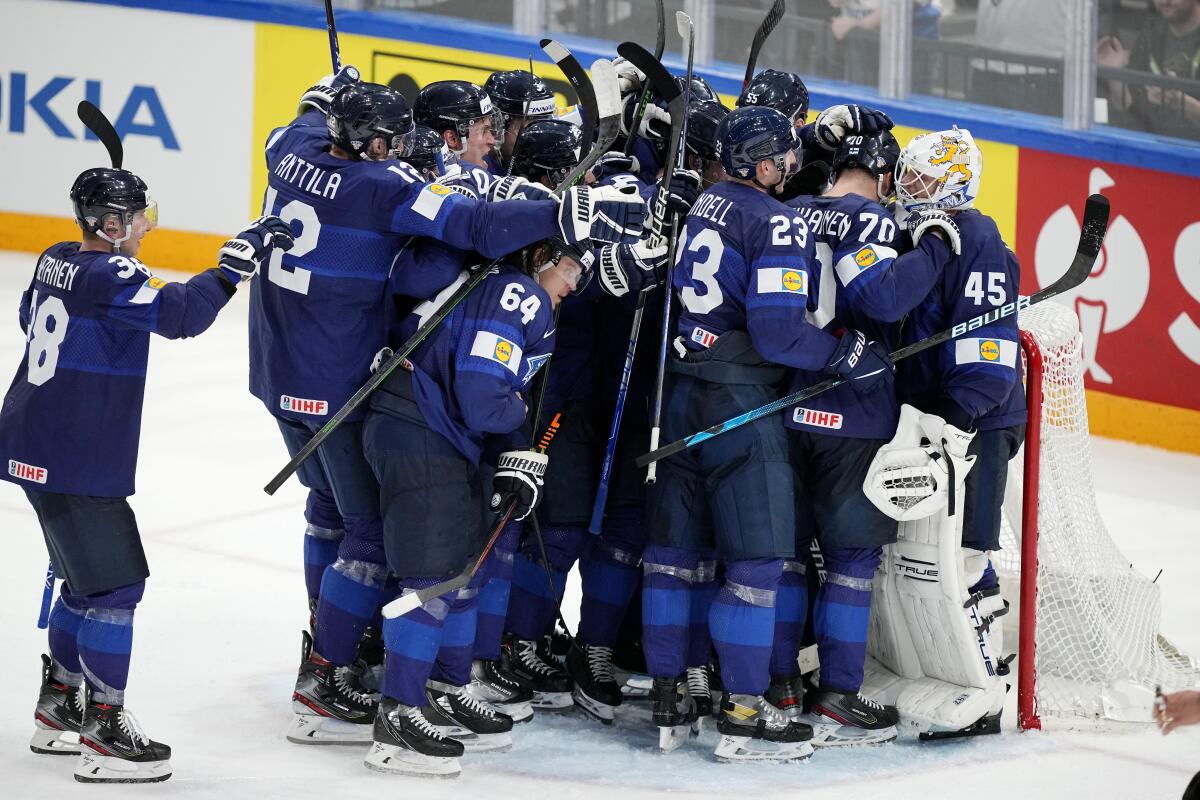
<box><xmin>0</xmin><ymin>251</ymin><xmax>1195</xmax><ymax>798</ymax></box>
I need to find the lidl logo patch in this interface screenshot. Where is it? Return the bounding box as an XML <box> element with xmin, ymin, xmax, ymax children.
<box><xmin>782</xmin><ymin>270</ymin><xmax>804</xmax><ymax>291</ymax></box>
<box><xmin>147</xmin><ymin>277</ymin><xmax>167</xmax><ymax>289</ymax></box>
<box><xmin>495</xmin><ymin>340</ymin><xmax>513</xmax><ymax>363</ymax></box>
<box><xmin>429</xmin><ymin>183</ymin><xmax>452</xmax><ymax>196</ymax></box>
<box><xmin>979</xmin><ymin>339</ymin><xmax>1000</xmax><ymax>361</ymax></box>
<box><xmin>855</xmin><ymin>247</ymin><xmax>878</xmax><ymax>268</ymax></box>
<box><xmin>470</xmin><ymin>331</ymin><xmax>523</xmax><ymax>375</ymax></box>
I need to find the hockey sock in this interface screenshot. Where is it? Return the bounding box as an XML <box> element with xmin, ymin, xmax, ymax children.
<box><xmin>686</xmin><ymin>555</ymin><xmax>717</xmax><ymax>668</ymax></box>
<box><xmin>74</xmin><ymin>581</ymin><xmax>144</xmax><ymax>706</ymax></box>
<box><xmin>47</xmin><ymin>593</ymin><xmax>85</xmax><ymax>683</ymax></box>
<box><xmin>814</xmin><ymin>547</ymin><xmax>881</xmax><ymax>693</ymax></box>
<box><xmin>303</xmin><ymin>491</ymin><xmax>344</xmax><ymax>603</ymax></box>
<box><xmin>578</xmin><ymin>510</ymin><xmax>644</xmax><ymax>647</ymax></box>
<box><xmin>641</xmin><ymin>544</ymin><xmax>698</xmax><ymax>678</ymax></box>
<box><xmin>769</xmin><ymin>560</ymin><xmax>809</xmax><ymax>678</ymax></box>
<box><xmin>506</xmin><ymin>525</ymin><xmax>582</xmax><ymax>640</ymax></box>
<box><xmin>709</xmin><ymin>559</ymin><xmax>783</xmax><ymax>695</ymax></box>
<box><xmin>474</xmin><ymin>521</ymin><xmax>521</xmax><ymax>661</ymax></box>
<box><xmin>315</xmin><ymin>558</ymin><xmax>386</xmax><ymax>665</ymax></box>
<box><xmin>382</xmin><ymin>579</ymin><xmax>452</xmax><ymax>707</ymax></box>
<box><xmin>432</xmin><ymin>587</ymin><xmax>479</xmax><ymax>686</ymax></box>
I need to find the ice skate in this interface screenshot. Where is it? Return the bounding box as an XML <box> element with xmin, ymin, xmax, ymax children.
<box><xmin>30</xmin><ymin>654</ymin><xmax>85</xmax><ymax>755</ymax></box>
<box><xmin>621</xmin><ymin>674</ymin><xmax>653</xmax><ymax>699</ymax></box>
<box><xmin>504</xmin><ymin>634</ymin><xmax>573</xmax><ymax>710</ymax></box>
<box><xmin>425</xmin><ymin>679</ymin><xmax>514</xmax><ymax>753</ymax></box>
<box><xmin>467</xmin><ymin>657</ymin><xmax>534</xmax><ymax>724</ymax></box>
<box><xmin>650</xmin><ymin>675</ymin><xmax>696</xmax><ymax>753</ymax></box>
<box><xmin>364</xmin><ymin>698</ymin><xmax>463</xmax><ymax>779</ymax></box>
<box><xmin>686</xmin><ymin>665</ymin><xmax>713</xmax><ymax>733</ymax></box>
<box><xmin>800</xmin><ymin>690</ymin><xmax>898</xmax><ymax>747</ymax></box>
<box><xmin>765</xmin><ymin>674</ymin><xmax>804</xmax><ymax>723</ymax></box>
<box><xmin>288</xmin><ymin>630</ymin><xmax>377</xmax><ymax>745</ymax></box>
<box><xmin>75</xmin><ymin>703</ymin><xmax>172</xmax><ymax>784</ymax></box>
<box><xmin>568</xmin><ymin>643</ymin><xmax>622</xmax><ymax>724</ymax></box>
<box><xmin>713</xmin><ymin>693</ymin><xmax>814</xmax><ymax>763</ymax></box>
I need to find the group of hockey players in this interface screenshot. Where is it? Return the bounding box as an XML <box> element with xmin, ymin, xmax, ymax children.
<box><xmin>5</xmin><ymin>34</ymin><xmax>1025</xmax><ymax>785</ymax></box>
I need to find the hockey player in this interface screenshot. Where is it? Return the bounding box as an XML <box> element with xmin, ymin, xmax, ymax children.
<box><xmin>860</xmin><ymin>127</ymin><xmax>1025</xmax><ymax>739</ymax></box>
<box><xmin>642</xmin><ymin>105</ymin><xmax>895</xmax><ymax>762</ymax></box>
<box><xmin>5</xmin><ymin>165</ymin><xmax>290</xmax><ymax>782</ymax></box>
<box><xmin>361</xmin><ymin>238</ymin><xmax>592</xmax><ymax>778</ymax></box>
<box><xmin>414</xmin><ymin>80</ymin><xmax>503</xmax><ymax>186</ymax></box>
<box><xmin>254</xmin><ymin>81</ymin><xmax>645</xmax><ymax>745</ymax></box>
<box><xmin>484</xmin><ymin>69</ymin><xmax>558</xmax><ymax>173</ymax></box>
<box><xmin>771</xmin><ymin>129</ymin><xmax>953</xmax><ymax>746</ymax></box>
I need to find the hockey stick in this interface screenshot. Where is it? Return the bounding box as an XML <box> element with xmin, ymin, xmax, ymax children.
<box><xmin>541</xmin><ymin>39</ymin><xmax>597</xmax><ymax>159</ymax></box>
<box><xmin>77</xmin><ymin>102</ymin><xmax>123</xmax><ymax>169</ymax></box>
<box><xmin>264</xmin><ymin>59</ymin><xmax>622</xmax><ymax>496</ymax></box>
<box><xmin>635</xmin><ymin>194</ymin><xmax>1112</xmax><ymax>468</ymax></box>
<box><xmin>587</xmin><ymin>41</ymin><xmax>688</xmax><ymax>531</ymax></box>
<box><xmin>324</xmin><ymin>0</ymin><xmax>342</xmax><ymax>72</ymax></box>
<box><xmin>622</xmin><ymin>0</ymin><xmax>666</xmax><ymax>157</ymax></box>
<box><xmin>743</xmin><ymin>0</ymin><xmax>786</xmax><ymax>92</ymax></box>
<box><xmin>645</xmin><ymin>11</ymin><xmax>695</xmax><ymax>485</ymax></box>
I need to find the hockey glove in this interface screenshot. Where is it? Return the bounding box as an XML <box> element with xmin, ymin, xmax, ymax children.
<box><xmin>666</xmin><ymin>168</ymin><xmax>703</xmax><ymax>219</ymax></box>
<box><xmin>863</xmin><ymin>405</ymin><xmax>976</xmax><ymax>521</ymax></box>
<box><xmin>559</xmin><ymin>184</ymin><xmax>647</xmax><ymax>246</ymax></box>
<box><xmin>813</xmin><ymin>104</ymin><xmax>894</xmax><ymax>150</ymax></box>
<box><xmin>825</xmin><ymin>328</ymin><xmax>895</xmax><ymax>396</ymax></box>
<box><xmin>489</xmin><ymin>175</ymin><xmax>553</xmax><ymax>203</ymax></box>
<box><xmin>590</xmin><ymin>151</ymin><xmax>641</xmax><ymax>184</ymax></box>
<box><xmin>612</xmin><ymin>56</ymin><xmax>646</xmax><ymax>98</ymax></box>
<box><xmin>596</xmin><ymin>238</ymin><xmax>667</xmax><ymax>297</ymax></box>
<box><xmin>435</xmin><ymin>171</ymin><xmax>481</xmax><ymax>201</ymax></box>
<box><xmin>218</xmin><ymin>215</ymin><xmax>294</xmax><ymax>283</ymax></box>
<box><xmin>907</xmin><ymin>208</ymin><xmax>962</xmax><ymax>255</ymax></box>
<box><xmin>490</xmin><ymin>450</ymin><xmax>549</xmax><ymax>522</ymax></box>
<box><xmin>297</xmin><ymin>65</ymin><xmax>362</xmax><ymax>116</ymax></box>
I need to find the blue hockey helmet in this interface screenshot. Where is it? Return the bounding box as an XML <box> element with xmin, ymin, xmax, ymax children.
<box><xmin>70</xmin><ymin>167</ymin><xmax>157</xmax><ymax>248</ymax></box>
<box><xmin>543</xmin><ymin>237</ymin><xmax>596</xmax><ymax>294</ymax></box>
<box><xmin>685</xmin><ymin>100</ymin><xmax>730</xmax><ymax>164</ymax></box>
<box><xmin>716</xmin><ymin>105</ymin><xmax>801</xmax><ymax>189</ymax></box>
<box><xmin>401</xmin><ymin>124</ymin><xmax>458</xmax><ymax>180</ymax></box>
<box><xmin>737</xmin><ymin>69</ymin><xmax>810</xmax><ymax>125</ymax></box>
<box><xmin>510</xmin><ymin>119</ymin><xmax>582</xmax><ymax>188</ymax></box>
<box><xmin>327</xmin><ymin>82</ymin><xmax>415</xmax><ymax>160</ymax></box>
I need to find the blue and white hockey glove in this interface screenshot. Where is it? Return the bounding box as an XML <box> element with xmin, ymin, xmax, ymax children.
<box><xmin>589</xmin><ymin>151</ymin><xmax>641</xmax><ymax>184</ymax></box>
<box><xmin>558</xmin><ymin>184</ymin><xmax>646</xmax><ymax>245</ymax></box>
<box><xmin>825</xmin><ymin>329</ymin><xmax>895</xmax><ymax>396</ymax></box>
<box><xmin>297</xmin><ymin>65</ymin><xmax>362</xmax><ymax>116</ymax></box>
<box><xmin>814</xmin><ymin>104</ymin><xmax>894</xmax><ymax>150</ymax></box>
<box><xmin>436</xmin><ymin>170</ymin><xmax>481</xmax><ymax>201</ymax></box>
<box><xmin>596</xmin><ymin>238</ymin><xmax>667</xmax><ymax>297</ymax></box>
<box><xmin>218</xmin><ymin>215</ymin><xmax>294</xmax><ymax>283</ymax></box>
<box><xmin>490</xmin><ymin>450</ymin><xmax>548</xmax><ymax>522</ymax></box>
<box><xmin>907</xmin><ymin>208</ymin><xmax>962</xmax><ymax>255</ymax></box>
<box><xmin>489</xmin><ymin>175</ymin><xmax>553</xmax><ymax>203</ymax></box>
<box><xmin>666</xmin><ymin>168</ymin><xmax>702</xmax><ymax>218</ymax></box>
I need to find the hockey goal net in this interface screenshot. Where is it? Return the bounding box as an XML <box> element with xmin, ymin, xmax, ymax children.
<box><xmin>998</xmin><ymin>301</ymin><xmax>1199</xmax><ymax>730</ymax></box>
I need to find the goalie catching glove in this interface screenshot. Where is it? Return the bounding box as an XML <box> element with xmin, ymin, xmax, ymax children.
<box><xmin>558</xmin><ymin>184</ymin><xmax>646</xmax><ymax>246</ymax></box>
<box><xmin>863</xmin><ymin>404</ymin><xmax>977</xmax><ymax>521</ymax></box>
<box><xmin>217</xmin><ymin>215</ymin><xmax>294</xmax><ymax>284</ymax></box>
<box><xmin>490</xmin><ymin>450</ymin><xmax>549</xmax><ymax>522</ymax></box>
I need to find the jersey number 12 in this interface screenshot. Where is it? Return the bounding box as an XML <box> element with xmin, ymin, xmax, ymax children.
<box><xmin>263</xmin><ymin>187</ymin><xmax>320</xmax><ymax>295</ymax></box>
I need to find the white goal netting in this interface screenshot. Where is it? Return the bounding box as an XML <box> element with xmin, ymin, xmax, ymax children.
<box><xmin>997</xmin><ymin>301</ymin><xmax>1199</xmax><ymax>726</ymax></box>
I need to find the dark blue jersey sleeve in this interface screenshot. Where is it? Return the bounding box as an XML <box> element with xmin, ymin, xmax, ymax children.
<box><xmin>89</xmin><ymin>256</ymin><xmax>234</xmax><ymax>340</ymax></box>
<box><xmin>838</xmin><ymin>228</ymin><xmax>949</xmax><ymax>324</ymax></box>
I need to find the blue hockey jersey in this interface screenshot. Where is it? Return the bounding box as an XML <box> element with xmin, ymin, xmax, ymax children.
<box><xmin>399</xmin><ymin>265</ymin><xmax>556</xmax><ymax>464</ymax></box>
<box><xmin>783</xmin><ymin>192</ymin><xmax>948</xmax><ymax>439</ymax></box>
<box><xmin>674</xmin><ymin>181</ymin><xmax>835</xmax><ymax>370</ymax></box>
<box><xmin>0</xmin><ymin>243</ymin><xmax>238</xmax><ymax>497</ymax></box>
<box><xmin>898</xmin><ymin>210</ymin><xmax>1026</xmax><ymax>431</ymax></box>
<box><xmin>250</xmin><ymin>119</ymin><xmax>562</xmax><ymax>423</ymax></box>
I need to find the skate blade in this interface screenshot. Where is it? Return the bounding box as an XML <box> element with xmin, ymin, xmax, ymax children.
<box><xmin>713</xmin><ymin>735</ymin><xmax>814</xmax><ymax>763</ymax></box>
<box><xmin>74</xmin><ymin>752</ymin><xmax>172</xmax><ymax>783</ymax></box>
<box><xmin>364</xmin><ymin>742</ymin><xmax>461</xmax><ymax>778</ymax></box>
<box><xmin>494</xmin><ymin>701</ymin><xmax>534</xmax><ymax>724</ymax></box>
<box><xmin>531</xmin><ymin>691</ymin><xmax>574</xmax><ymax>710</ymax></box>
<box><xmin>691</xmin><ymin>715</ymin><xmax>707</xmax><ymax>736</ymax></box>
<box><xmin>621</xmin><ymin>675</ymin><xmax>653</xmax><ymax>699</ymax></box>
<box><xmin>801</xmin><ymin>716</ymin><xmax>897</xmax><ymax>748</ymax></box>
<box><xmin>657</xmin><ymin>724</ymin><xmax>693</xmax><ymax>753</ymax></box>
<box><xmin>572</xmin><ymin>687</ymin><xmax>616</xmax><ymax>725</ymax></box>
<box><xmin>433</xmin><ymin>726</ymin><xmax>514</xmax><ymax>753</ymax></box>
<box><xmin>30</xmin><ymin>726</ymin><xmax>81</xmax><ymax>755</ymax></box>
<box><xmin>286</xmin><ymin>712</ymin><xmax>374</xmax><ymax>745</ymax></box>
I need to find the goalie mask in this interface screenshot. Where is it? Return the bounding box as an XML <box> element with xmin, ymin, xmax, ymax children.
<box><xmin>894</xmin><ymin>126</ymin><xmax>981</xmax><ymax>214</ymax></box>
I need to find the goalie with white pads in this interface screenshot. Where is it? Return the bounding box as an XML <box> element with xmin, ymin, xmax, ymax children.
<box><xmin>860</xmin><ymin>128</ymin><xmax>1026</xmax><ymax>740</ymax></box>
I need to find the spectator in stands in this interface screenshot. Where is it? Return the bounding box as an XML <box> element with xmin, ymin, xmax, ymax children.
<box><xmin>1097</xmin><ymin>0</ymin><xmax>1200</xmax><ymax>140</ymax></box>
<box><xmin>826</xmin><ymin>0</ymin><xmax>943</xmax><ymax>88</ymax></box>
<box><xmin>970</xmin><ymin>0</ymin><xmax>1068</xmax><ymax>117</ymax></box>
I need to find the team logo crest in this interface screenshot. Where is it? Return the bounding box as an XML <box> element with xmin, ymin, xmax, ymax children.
<box><xmin>979</xmin><ymin>339</ymin><xmax>1001</xmax><ymax>361</ymax></box>
<box><xmin>494</xmin><ymin>340</ymin><xmax>513</xmax><ymax>362</ymax></box>
<box><xmin>781</xmin><ymin>270</ymin><xmax>804</xmax><ymax>292</ymax></box>
<box><xmin>854</xmin><ymin>247</ymin><xmax>878</xmax><ymax>268</ymax></box>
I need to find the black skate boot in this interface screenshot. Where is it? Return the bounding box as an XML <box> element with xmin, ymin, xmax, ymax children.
<box><xmin>288</xmin><ymin>630</ymin><xmax>378</xmax><ymax>745</ymax></box>
<box><xmin>425</xmin><ymin>679</ymin><xmax>514</xmax><ymax>752</ymax></box>
<box><xmin>802</xmin><ymin>689</ymin><xmax>899</xmax><ymax>747</ymax></box>
<box><xmin>567</xmin><ymin>643</ymin><xmax>622</xmax><ymax>724</ymax></box>
<box><xmin>31</xmin><ymin>654</ymin><xmax>85</xmax><ymax>755</ymax></box>
<box><xmin>765</xmin><ymin>674</ymin><xmax>804</xmax><ymax>722</ymax></box>
<box><xmin>650</xmin><ymin>675</ymin><xmax>697</xmax><ymax>753</ymax></box>
<box><xmin>364</xmin><ymin>698</ymin><xmax>464</xmax><ymax>778</ymax></box>
<box><xmin>467</xmin><ymin>657</ymin><xmax>534</xmax><ymax>724</ymax></box>
<box><xmin>714</xmin><ymin>693</ymin><xmax>814</xmax><ymax>763</ymax></box>
<box><xmin>503</xmin><ymin>634</ymin><xmax>573</xmax><ymax>710</ymax></box>
<box><xmin>686</xmin><ymin>665</ymin><xmax>714</xmax><ymax>722</ymax></box>
<box><xmin>75</xmin><ymin>702</ymin><xmax>172</xmax><ymax>783</ymax></box>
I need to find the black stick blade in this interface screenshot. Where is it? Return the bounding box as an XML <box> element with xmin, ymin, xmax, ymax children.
<box><xmin>1078</xmin><ymin>193</ymin><xmax>1110</xmax><ymax>262</ymax></box>
<box><xmin>616</xmin><ymin>42</ymin><xmax>682</xmax><ymax>105</ymax></box>
<box><xmin>77</xmin><ymin>101</ymin><xmax>122</xmax><ymax>169</ymax></box>
<box><xmin>744</xmin><ymin>0</ymin><xmax>786</xmax><ymax>91</ymax></box>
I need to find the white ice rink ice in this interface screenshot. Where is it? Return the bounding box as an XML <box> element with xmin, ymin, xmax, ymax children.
<box><xmin>0</xmin><ymin>250</ymin><xmax>1196</xmax><ymax>799</ymax></box>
